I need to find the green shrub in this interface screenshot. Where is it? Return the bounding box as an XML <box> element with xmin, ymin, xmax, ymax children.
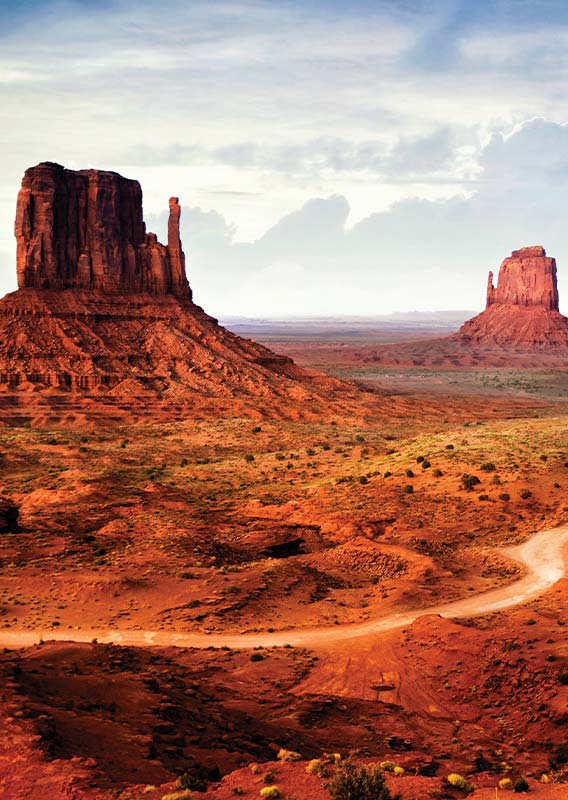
<box><xmin>499</xmin><ymin>492</ymin><xmax>510</xmax><ymax>501</ymax></box>
<box><xmin>445</xmin><ymin>772</ymin><xmax>474</xmax><ymax>793</ymax></box>
<box><xmin>520</xmin><ymin>489</ymin><xmax>532</xmax><ymax>499</ymax></box>
<box><xmin>513</xmin><ymin>776</ymin><xmax>529</xmax><ymax>792</ymax></box>
<box><xmin>244</xmin><ymin>454</ymin><xmax>255</xmax><ymax>463</ymax></box>
<box><xmin>403</xmin><ymin>485</ymin><xmax>414</xmax><ymax>494</ymax></box>
<box><xmin>277</xmin><ymin>748</ymin><xmax>301</xmax><ymax>762</ymax></box>
<box><xmin>327</xmin><ymin>761</ymin><xmax>399</xmax><ymax>800</ymax></box>
<box><xmin>306</xmin><ymin>758</ymin><xmax>327</xmax><ymax>776</ymax></box>
<box><xmin>416</xmin><ymin>455</ymin><xmax>425</xmax><ymax>463</ymax></box>
<box><xmin>480</xmin><ymin>462</ymin><xmax>496</xmax><ymax>471</ymax></box>
<box><xmin>461</xmin><ymin>473</ymin><xmax>480</xmax><ymax>490</ymax></box>
<box><xmin>250</xmin><ymin>652</ymin><xmax>264</xmax><ymax>662</ymax></box>
<box><xmin>359</xmin><ymin>476</ymin><xmax>368</xmax><ymax>485</ymax></box>
<box><xmin>259</xmin><ymin>787</ymin><xmax>280</xmax><ymax>799</ymax></box>
<box><xmin>421</xmin><ymin>460</ymin><xmax>431</xmax><ymax>469</ymax></box>
<box><xmin>405</xmin><ymin>469</ymin><xmax>414</xmax><ymax>478</ymax></box>
<box><xmin>433</xmin><ymin>469</ymin><xmax>443</xmax><ymax>477</ymax></box>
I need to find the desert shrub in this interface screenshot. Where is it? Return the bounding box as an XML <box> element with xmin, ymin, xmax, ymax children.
<box><xmin>259</xmin><ymin>787</ymin><xmax>280</xmax><ymax>799</ymax></box>
<box><xmin>433</xmin><ymin>468</ymin><xmax>443</xmax><ymax>477</ymax></box>
<box><xmin>416</xmin><ymin>455</ymin><xmax>425</xmax><ymax>463</ymax></box>
<box><xmin>263</xmin><ymin>769</ymin><xmax>276</xmax><ymax>783</ymax></box>
<box><xmin>162</xmin><ymin>791</ymin><xmax>193</xmax><ymax>800</ymax></box>
<box><xmin>447</xmin><ymin>773</ymin><xmax>467</xmax><ymax>789</ymax></box>
<box><xmin>479</xmin><ymin>494</ymin><xmax>489</xmax><ymax>501</ymax></box>
<box><xmin>393</xmin><ymin>766</ymin><xmax>404</xmax><ymax>777</ymax></box>
<box><xmin>498</xmin><ymin>777</ymin><xmax>513</xmax><ymax>789</ymax></box>
<box><xmin>327</xmin><ymin>761</ymin><xmax>399</xmax><ymax>800</ymax></box>
<box><xmin>405</xmin><ymin>469</ymin><xmax>414</xmax><ymax>478</ymax></box>
<box><xmin>250</xmin><ymin>652</ymin><xmax>264</xmax><ymax>662</ymax></box>
<box><xmin>520</xmin><ymin>489</ymin><xmax>532</xmax><ymax>499</ymax></box>
<box><xmin>403</xmin><ymin>485</ymin><xmax>414</xmax><ymax>494</ymax></box>
<box><xmin>252</xmin><ymin>426</ymin><xmax>262</xmax><ymax>433</ymax></box>
<box><xmin>178</xmin><ymin>765</ymin><xmax>220</xmax><ymax>792</ymax></box>
<box><xmin>277</xmin><ymin>748</ymin><xmax>301</xmax><ymax>762</ymax></box>
<box><xmin>356</xmin><ymin>435</ymin><xmax>365</xmax><ymax>442</ymax></box>
<box><xmin>421</xmin><ymin>459</ymin><xmax>431</xmax><ymax>469</ymax></box>
<box><xmin>244</xmin><ymin>454</ymin><xmax>255</xmax><ymax>463</ymax></box>
<box><xmin>384</xmin><ymin>471</ymin><xmax>392</xmax><ymax>478</ymax></box>
<box><xmin>359</xmin><ymin>476</ymin><xmax>368</xmax><ymax>485</ymax></box>
<box><xmin>445</xmin><ymin>444</ymin><xmax>454</xmax><ymax>449</ymax></box>
<box><xmin>461</xmin><ymin>473</ymin><xmax>480</xmax><ymax>490</ymax></box>
<box><xmin>379</xmin><ymin>761</ymin><xmax>397</xmax><ymax>773</ymax></box>
<box><xmin>480</xmin><ymin>462</ymin><xmax>496</xmax><ymax>471</ymax></box>
<box><xmin>306</xmin><ymin>758</ymin><xmax>327</xmax><ymax>776</ymax></box>
<box><xmin>513</xmin><ymin>776</ymin><xmax>529</xmax><ymax>792</ymax></box>
<box><xmin>499</xmin><ymin>492</ymin><xmax>510</xmax><ymax>501</ymax></box>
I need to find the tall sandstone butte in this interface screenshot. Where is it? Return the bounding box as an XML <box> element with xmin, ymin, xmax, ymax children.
<box><xmin>0</xmin><ymin>162</ymin><xmax>358</xmax><ymax>423</ymax></box>
<box><xmin>15</xmin><ymin>162</ymin><xmax>190</xmax><ymax>298</ymax></box>
<box><xmin>457</xmin><ymin>246</ymin><xmax>568</xmax><ymax>348</ymax></box>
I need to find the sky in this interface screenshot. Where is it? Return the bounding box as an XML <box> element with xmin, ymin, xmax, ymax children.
<box><xmin>2</xmin><ymin>0</ymin><xmax>568</xmax><ymax>315</ymax></box>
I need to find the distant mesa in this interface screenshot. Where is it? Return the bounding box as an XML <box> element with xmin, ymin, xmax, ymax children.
<box><xmin>455</xmin><ymin>245</ymin><xmax>568</xmax><ymax>348</ymax></box>
<box><xmin>0</xmin><ymin>162</ymin><xmax>359</xmax><ymax>423</ymax></box>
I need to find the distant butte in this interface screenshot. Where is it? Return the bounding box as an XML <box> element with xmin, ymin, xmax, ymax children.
<box><xmin>0</xmin><ymin>162</ymin><xmax>364</xmax><ymax>424</ymax></box>
<box><xmin>455</xmin><ymin>245</ymin><xmax>568</xmax><ymax>348</ymax></box>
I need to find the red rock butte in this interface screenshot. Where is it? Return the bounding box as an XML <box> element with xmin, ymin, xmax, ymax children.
<box><xmin>0</xmin><ymin>162</ymin><xmax>362</xmax><ymax>424</ymax></box>
<box><xmin>456</xmin><ymin>245</ymin><xmax>568</xmax><ymax>349</ymax></box>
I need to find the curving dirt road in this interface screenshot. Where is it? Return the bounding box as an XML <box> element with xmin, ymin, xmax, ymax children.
<box><xmin>1</xmin><ymin>523</ymin><xmax>567</xmax><ymax>651</ymax></box>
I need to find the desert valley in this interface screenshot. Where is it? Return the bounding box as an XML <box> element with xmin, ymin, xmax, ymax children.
<box><xmin>0</xmin><ymin>159</ymin><xmax>567</xmax><ymax>800</ymax></box>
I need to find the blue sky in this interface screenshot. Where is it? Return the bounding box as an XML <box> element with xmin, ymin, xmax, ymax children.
<box><xmin>2</xmin><ymin>0</ymin><xmax>568</xmax><ymax>314</ymax></box>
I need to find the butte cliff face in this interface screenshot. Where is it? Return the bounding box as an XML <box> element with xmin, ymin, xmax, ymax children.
<box><xmin>0</xmin><ymin>162</ymin><xmax>359</xmax><ymax>424</ymax></box>
<box><xmin>15</xmin><ymin>162</ymin><xmax>189</xmax><ymax>298</ymax></box>
<box><xmin>456</xmin><ymin>246</ymin><xmax>568</xmax><ymax>349</ymax></box>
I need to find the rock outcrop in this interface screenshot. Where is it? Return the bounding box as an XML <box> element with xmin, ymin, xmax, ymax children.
<box><xmin>485</xmin><ymin>246</ymin><xmax>559</xmax><ymax>311</ymax></box>
<box><xmin>15</xmin><ymin>162</ymin><xmax>191</xmax><ymax>299</ymax></box>
<box><xmin>0</xmin><ymin>162</ymin><xmax>361</xmax><ymax>424</ymax></box>
<box><xmin>456</xmin><ymin>246</ymin><xmax>568</xmax><ymax>349</ymax></box>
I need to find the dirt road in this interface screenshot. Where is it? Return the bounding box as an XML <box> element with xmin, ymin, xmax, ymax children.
<box><xmin>1</xmin><ymin>523</ymin><xmax>567</xmax><ymax>650</ymax></box>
